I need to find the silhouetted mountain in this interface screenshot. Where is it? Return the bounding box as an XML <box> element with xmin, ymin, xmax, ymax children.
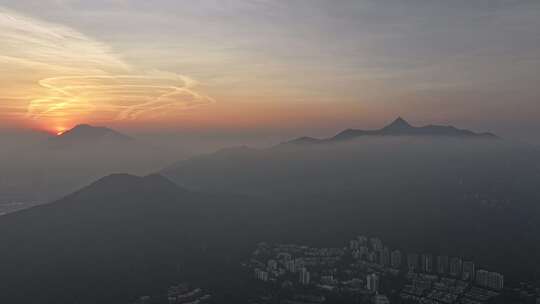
<box><xmin>286</xmin><ymin>117</ymin><xmax>497</xmax><ymax>145</ymax></box>
<box><xmin>382</xmin><ymin>116</ymin><xmax>412</xmax><ymax>131</ymax></box>
<box><xmin>48</xmin><ymin>124</ymin><xmax>132</xmax><ymax>148</ymax></box>
<box><xmin>0</xmin><ymin>125</ymin><xmax>178</xmax><ymax>204</ymax></box>
<box><xmin>0</xmin><ymin>173</ymin><xmax>269</xmax><ymax>304</ymax></box>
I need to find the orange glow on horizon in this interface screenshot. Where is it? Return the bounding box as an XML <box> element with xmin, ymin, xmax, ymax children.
<box><xmin>57</xmin><ymin>126</ymin><xmax>68</xmax><ymax>135</ymax></box>
<box><xmin>52</xmin><ymin>126</ymin><xmax>68</xmax><ymax>136</ymax></box>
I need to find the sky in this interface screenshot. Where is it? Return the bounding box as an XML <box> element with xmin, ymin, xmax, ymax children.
<box><xmin>0</xmin><ymin>0</ymin><xmax>539</xmax><ymax>142</ymax></box>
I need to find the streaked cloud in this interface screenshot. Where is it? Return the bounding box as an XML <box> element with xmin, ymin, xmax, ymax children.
<box><xmin>0</xmin><ymin>6</ymin><xmax>128</xmax><ymax>74</ymax></box>
<box><xmin>28</xmin><ymin>73</ymin><xmax>213</xmax><ymax>121</ymax></box>
<box><xmin>0</xmin><ymin>0</ymin><xmax>539</xmax><ymax>141</ymax></box>
<box><xmin>0</xmin><ymin>6</ymin><xmax>213</xmax><ymax>131</ymax></box>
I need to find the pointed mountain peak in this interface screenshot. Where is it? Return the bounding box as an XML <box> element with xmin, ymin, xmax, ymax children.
<box><xmin>49</xmin><ymin>124</ymin><xmax>132</xmax><ymax>147</ymax></box>
<box><xmin>71</xmin><ymin>124</ymin><xmax>93</xmax><ymax>130</ymax></box>
<box><xmin>47</xmin><ymin>124</ymin><xmax>134</xmax><ymax>149</ymax></box>
<box><xmin>384</xmin><ymin>117</ymin><xmax>412</xmax><ymax>129</ymax></box>
<box><xmin>61</xmin><ymin>124</ymin><xmax>121</xmax><ymax>137</ymax></box>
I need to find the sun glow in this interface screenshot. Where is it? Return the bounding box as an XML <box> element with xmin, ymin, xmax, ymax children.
<box><xmin>55</xmin><ymin>126</ymin><xmax>67</xmax><ymax>136</ymax></box>
<box><xmin>0</xmin><ymin>9</ymin><xmax>214</xmax><ymax>130</ymax></box>
<box><xmin>26</xmin><ymin>74</ymin><xmax>214</xmax><ymax>124</ymax></box>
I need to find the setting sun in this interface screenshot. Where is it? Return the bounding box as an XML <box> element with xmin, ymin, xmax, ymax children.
<box><xmin>1</xmin><ymin>1</ymin><xmax>540</xmax><ymax>304</ymax></box>
<box><xmin>55</xmin><ymin>127</ymin><xmax>67</xmax><ymax>136</ymax></box>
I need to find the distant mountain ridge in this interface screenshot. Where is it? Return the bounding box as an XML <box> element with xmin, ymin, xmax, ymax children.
<box><xmin>286</xmin><ymin>117</ymin><xmax>497</xmax><ymax>145</ymax></box>
<box><xmin>48</xmin><ymin>124</ymin><xmax>132</xmax><ymax>147</ymax></box>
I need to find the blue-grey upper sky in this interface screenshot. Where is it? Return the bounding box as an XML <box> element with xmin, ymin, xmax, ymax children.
<box><xmin>0</xmin><ymin>0</ymin><xmax>539</xmax><ymax>142</ymax></box>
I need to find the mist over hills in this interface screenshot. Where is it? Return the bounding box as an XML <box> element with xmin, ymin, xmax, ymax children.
<box><xmin>1</xmin><ymin>139</ymin><xmax>540</xmax><ymax>303</ymax></box>
<box><xmin>160</xmin><ymin>124</ymin><xmax>540</xmax><ymax>278</ymax></box>
<box><xmin>0</xmin><ymin>125</ymin><xmax>183</xmax><ymax>204</ymax></box>
<box><xmin>1</xmin><ymin>0</ymin><xmax>538</xmax><ymax>301</ymax></box>
<box><xmin>1</xmin><ymin>119</ymin><xmax>540</xmax><ymax>303</ymax></box>
<box><xmin>0</xmin><ymin>119</ymin><xmax>504</xmax><ymax>204</ymax></box>
<box><xmin>163</xmin><ymin>137</ymin><xmax>532</xmax><ymax>200</ymax></box>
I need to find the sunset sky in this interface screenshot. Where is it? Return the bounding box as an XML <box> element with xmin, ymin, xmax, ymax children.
<box><xmin>1</xmin><ymin>0</ymin><xmax>539</xmax><ymax>141</ymax></box>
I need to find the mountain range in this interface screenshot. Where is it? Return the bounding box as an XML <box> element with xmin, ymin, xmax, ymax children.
<box><xmin>1</xmin><ymin>119</ymin><xmax>540</xmax><ymax>303</ymax></box>
<box><xmin>287</xmin><ymin>117</ymin><xmax>497</xmax><ymax>145</ymax></box>
<box><xmin>0</xmin><ymin>124</ymin><xmax>179</xmax><ymax>203</ymax></box>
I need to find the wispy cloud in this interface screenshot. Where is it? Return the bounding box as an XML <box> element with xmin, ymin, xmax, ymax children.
<box><xmin>28</xmin><ymin>73</ymin><xmax>214</xmax><ymax>121</ymax></box>
<box><xmin>0</xmin><ymin>7</ymin><xmax>213</xmax><ymax>129</ymax></box>
<box><xmin>0</xmin><ymin>7</ymin><xmax>128</xmax><ymax>74</ymax></box>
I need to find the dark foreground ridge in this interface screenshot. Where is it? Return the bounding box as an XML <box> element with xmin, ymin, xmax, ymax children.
<box><xmin>0</xmin><ymin>173</ymin><xmax>266</xmax><ymax>303</ymax></box>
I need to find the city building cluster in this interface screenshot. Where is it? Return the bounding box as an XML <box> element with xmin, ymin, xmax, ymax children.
<box><xmin>132</xmin><ymin>284</ymin><xmax>211</xmax><ymax>304</ymax></box>
<box><xmin>244</xmin><ymin>235</ymin><xmax>511</xmax><ymax>304</ymax></box>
